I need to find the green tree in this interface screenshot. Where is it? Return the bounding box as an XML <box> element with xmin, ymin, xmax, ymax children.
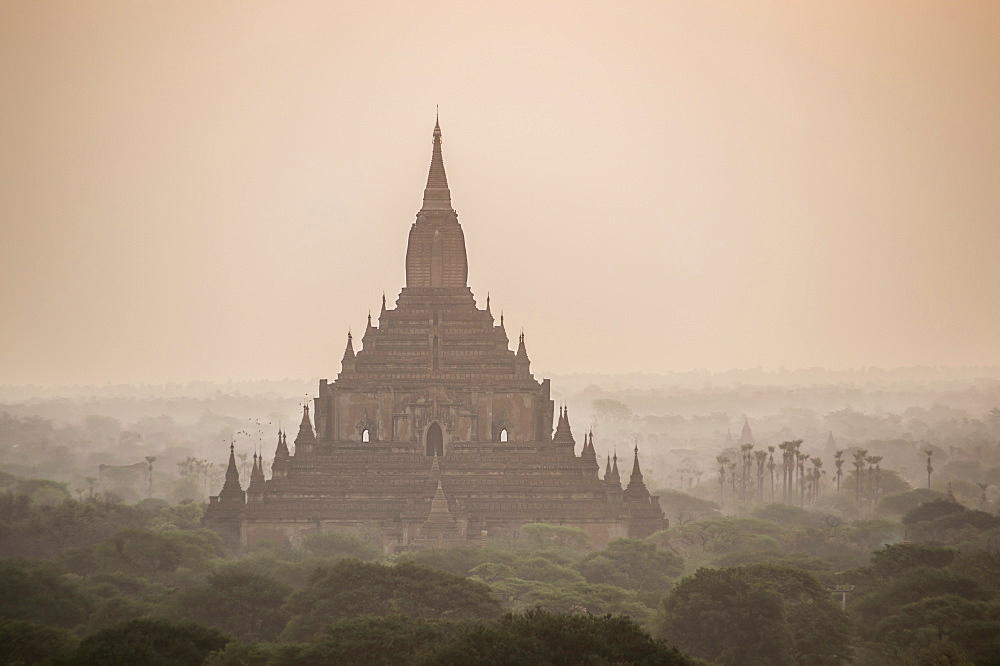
<box><xmin>870</xmin><ymin>595</ymin><xmax>1000</xmax><ymax>664</ymax></box>
<box><xmin>868</xmin><ymin>543</ymin><xmax>955</xmax><ymax>577</ymax></box>
<box><xmin>175</xmin><ymin>567</ymin><xmax>292</xmax><ymax>640</ymax></box>
<box><xmin>574</xmin><ymin>538</ymin><xmax>683</xmax><ymax>593</ymax></box>
<box><xmin>875</xmin><ymin>488</ymin><xmax>944</xmax><ymax>517</ymax></box>
<box><xmin>295</xmin><ymin>616</ymin><xmax>467</xmax><ymax>665</ymax></box>
<box><xmin>658</xmin><ymin>564</ymin><xmax>851</xmax><ymax>665</ymax></box>
<box><xmin>657</xmin><ymin>490</ymin><xmax>721</xmax><ymax>525</ymax></box>
<box><xmin>281</xmin><ymin>559</ymin><xmax>502</xmax><ymax>641</ymax></box>
<box><xmin>422</xmin><ymin>608</ymin><xmax>695</xmax><ymax>665</ymax></box>
<box><xmin>0</xmin><ymin>558</ymin><xmax>95</xmax><ymax>628</ymax></box>
<box><xmin>96</xmin><ymin>528</ymin><xmax>225</xmax><ymax>575</ymax></box>
<box><xmin>0</xmin><ymin>620</ymin><xmax>78</xmax><ymax>664</ymax></box>
<box><xmin>69</xmin><ymin>618</ymin><xmax>229</xmax><ymax>665</ymax></box>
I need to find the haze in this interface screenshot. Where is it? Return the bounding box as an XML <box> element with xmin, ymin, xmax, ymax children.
<box><xmin>2</xmin><ymin>1</ymin><xmax>999</xmax><ymax>386</ymax></box>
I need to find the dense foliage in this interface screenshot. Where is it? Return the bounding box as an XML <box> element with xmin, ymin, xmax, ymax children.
<box><xmin>3</xmin><ymin>463</ymin><xmax>1000</xmax><ymax>664</ymax></box>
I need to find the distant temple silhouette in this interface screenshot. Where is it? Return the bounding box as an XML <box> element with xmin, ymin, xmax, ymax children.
<box><xmin>204</xmin><ymin>119</ymin><xmax>666</xmax><ymax>552</ymax></box>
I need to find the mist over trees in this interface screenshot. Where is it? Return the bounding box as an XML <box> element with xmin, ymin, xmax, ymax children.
<box><xmin>2</xmin><ymin>367</ymin><xmax>1000</xmax><ymax>663</ymax></box>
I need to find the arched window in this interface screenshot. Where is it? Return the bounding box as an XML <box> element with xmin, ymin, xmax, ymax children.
<box><xmin>426</xmin><ymin>422</ymin><xmax>444</xmax><ymax>457</ymax></box>
<box><xmin>499</xmin><ymin>428</ymin><xmax>508</xmax><ymax>443</ymax></box>
<box><xmin>362</xmin><ymin>428</ymin><xmax>370</xmax><ymax>443</ymax></box>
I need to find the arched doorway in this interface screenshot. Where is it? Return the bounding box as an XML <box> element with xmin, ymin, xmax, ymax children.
<box><xmin>426</xmin><ymin>422</ymin><xmax>444</xmax><ymax>457</ymax></box>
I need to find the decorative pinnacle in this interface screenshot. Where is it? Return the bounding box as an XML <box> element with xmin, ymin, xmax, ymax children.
<box><xmin>422</xmin><ymin>113</ymin><xmax>451</xmax><ymax>210</ymax></box>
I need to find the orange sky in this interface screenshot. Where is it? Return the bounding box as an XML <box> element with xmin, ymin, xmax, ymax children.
<box><xmin>1</xmin><ymin>1</ymin><xmax>998</xmax><ymax>385</ymax></box>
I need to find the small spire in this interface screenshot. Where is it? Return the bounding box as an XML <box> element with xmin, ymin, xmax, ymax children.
<box><xmin>247</xmin><ymin>450</ymin><xmax>266</xmax><ymax>495</ymax></box>
<box><xmin>421</xmin><ymin>113</ymin><xmax>452</xmax><ymax>211</ymax></box>
<box><xmin>626</xmin><ymin>444</ymin><xmax>649</xmax><ymax>498</ymax></box>
<box><xmin>553</xmin><ymin>403</ymin><xmax>575</xmax><ymax>447</ymax></box>
<box><xmin>342</xmin><ymin>330</ymin><xmax>355</xmax><ymax>361</ymax></box>
<box><xmin>516</xmin><ymin>331</ymin><xmax>529</xmax><ymax>361</ymax></box>
<box><xmin>486</xmin><ymin>293</ymin><xmax>491</xmax><ymax>315</ymax></box>
<box><xmin>381</xmin><ymin>292</ymin><xmax>387</xmax><ymax>316</ymax></box>
<box><xmin>607</xmin><ymin>450</ymin><xmax>622</xmax><ymax>489</ymax></box>
<box><xmin>275</xmin><ymin>427</ymin><xmax>289</xmax><ymax>459</ymax></box>
<box><xmin>219</xmin><ymin>441</ymin><xmax>245</xmax><ymax>502</ymax></box>
<box><xmin>295</xmin><ymin>404</ymin><xmax>316</xmax><ymax>446</ymax></box>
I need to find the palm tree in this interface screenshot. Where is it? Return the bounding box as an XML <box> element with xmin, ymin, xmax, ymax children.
<box><xmin>811</xmin><ymin>458</ymin><xmax>823</xmax><ymax>503</ymax></box>
<box><xmin>717</xmin><ymin>454</ymin><xmax>728</xmax><ymax>506</ymax></box>
<box><xmin>853</xmin><ymin>450</ymin><xmax>868</xmax><ymax>503</ymax></box>
<box><xmin>755</xmin><ymin>450</ymin><xmax>768</xmax><ymax>503</ymax></box>
<box><xmin>740</xmin><ymin>443</ymin><xmax>754</xmax><ymax>502</ymax></box>
<box><xmin>870</xmin><ymin>455</ymin><xmax>883</xmax><ymax>504</ymax></box>
<box><xmin>833</xmin><ymin>450</ymin><xmax>845</xmax><ymax>493</ymax></box>
<box><xmin>144</xmin><ymin>456</ymin><xmax>156</xmax><ymax>498</ymax></box>
<box><xmin>924</xmin><ymin>448</ymin><xmax>934</xmax><ymax>489</ymax></box>
<box><xmin>799</xmin><ymin>454</ymin><xmax>810</xmax><ymax>506</ymax></box>
<box><xmin>767</xmin><ymin>446</ymin><xmax>776</xmax><ymax>502</ymax></box>
<box><xmin>777</xmin><ymin>442</ymin><xmax>791</xmax><ymax>502</ymax></box>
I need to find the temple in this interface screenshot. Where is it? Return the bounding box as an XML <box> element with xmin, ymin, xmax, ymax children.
<box><xmin>204</xmin><ymin>118</ymin><xmax>667</xmax><ymax>552</ymax></box>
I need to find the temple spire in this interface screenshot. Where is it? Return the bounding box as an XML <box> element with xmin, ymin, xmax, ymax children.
<box><xmin>275</xmin><ymin>428</ymin><xmax>289</xmax><ymax>459</ymax></box>
<box><xmin>607</xmin><ymin>451</ymin><xmax>622</xmax><ymax>489</ymax></box>
<box><xmin>625</xmin><ymin>444</ymin><xmax>650</xmax><ymax>500</ymax></box>
<box><xmin>295</xmin><ymin>404</ymin><xmax>316</xmax><ymax>449</ymax></box>
<box><xmin>219</xmin><ymin>442</ymin><xmax>245</xmax><ymax>503</ymax></box>
<box><xmin>341</xmin><ymin>331</ymin><xmax>356</xmax><ymax>375</ymax></box>
<box><xmin>248</xmin><ymin>452</ymin><xmax>266</xmax><ymax>497</ymax></box>
<box><xmin>421</xmin><ymin>115</ymin><xmax>452</xmax><ymax>211</ymax></box>
<box><xmin>553</xmin><ymin>404</ymin><xmax>575</xmax><ymax>451</ymax></box>
<box><xmin>343</xmin><ymin>331</ymin><xmax>355</xmax><ymax>360</ymax></box>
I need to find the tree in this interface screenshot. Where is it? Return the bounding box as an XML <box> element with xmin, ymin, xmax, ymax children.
<box><xmin>657</xmin><ymin>490</ymin><xmax>720</xmax><ymax>526</ymax></box>
<box><xmin>591</xmin><ymin>399</ymin><xmax>633</xmax><ymax>423</ymax></box>
<box><xmin>96</xmin><ymin>528</ymin><xmax>225</xmax><ymax>575</ymax></box>
<box><xmin>175</xmin><ymin>567</ymin><xmax>292</xmax><ymax>640</ymax></box>
<box><xmin>875</xmin><ymin>488</ymin><xmax>943</xmax><ymax>517</ymax></box>
<box><xmin>574</xmin><ymin>539</ymin><xmax>683</xmax><ymax>593</ymax></box>
<box><xmin>0</xmin><ymin>558</ymin><xmax>95</xmax><ymax>628</ymax></box>
<box><xmin>69</xmin><ymin>619</ymin><xmax>229</xmax><ymax>665</ymax></box>
<box><xmin>0</xmin><ymin>619</ymin><xmax>78</xmax><ymax>664</ymax></box>
<box><xmin>294</xmin><ymin>616</ymin><xmax>466</xmax><ymax>665</ymax></box>
<box><xmin>868</xmin><ymin>543</ymin><xmax>956</xmax><ymax>577</ymax></box>
<box><xmin>876</xmin><ymin>595</ymin><xmax>1000</xmax><ymax>659</ymax></box>
<box><xmin>833</xmin><ymin>450</ymin><xmax>845</xmax><ymax>494</ymax></box>
<box><xmin>281</xmin><ymin>559</ymin><xmax>502</xmax><ymax>641</ymax></box>
<box><xmin>658</xmin><ymin>564</ymin><xmax>852</xmax><ymax>665</ymax></box>
<box><xmin>422</xmin><ymin>608</ymin><xmax>696</xmax><ymax>665</ymax></box>
<box><xmin>658</xmin><ymin>567</ymin><xmax>793</xmax><ymax>664</ymax></box>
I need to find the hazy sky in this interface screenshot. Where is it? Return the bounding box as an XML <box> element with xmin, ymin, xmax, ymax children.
<box><xmin>2</xmin><ymin>1</ymin><xmax>998</xmax><ymax>385</ymax></box>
